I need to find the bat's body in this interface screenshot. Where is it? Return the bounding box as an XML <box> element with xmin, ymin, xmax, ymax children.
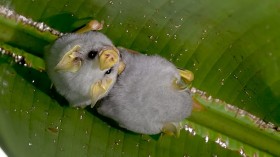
<box><xmin>98</xmin><ymin>49</ymin><xmax>193</xmax><ymax>135</ymax></box>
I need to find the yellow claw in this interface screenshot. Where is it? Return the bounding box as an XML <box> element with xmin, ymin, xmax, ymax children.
<box><xmin>173</xmin><ymin>78</ymin><xmax>188</xmax><ymax>90</ymax></box>
<box><xmin>178</xmin><ymin>69</ymin><xmax>194</xmax><ymax>83</ymax></box>
<box><xmin>75</xmin><ymin>20</ymin><xmax>104</xmax><ymax>34</ymax></box>
<box><xmin>99</xmin><ymin>47</ymin><xmax>119</xmax><ymax>70</ymax></box>
<box><xmin>162</xmin><ymin>122</ymin><xmax>181</xmax><ymax>138</ymax></box>
<box><xmin>90</xmin><ymin>78</ymin><xmax>113</xmax><ymax>107</ymax></box>
<box><xmin>55</xmin><ymin>45</ymin><xmax>81</xmax><ymax>73</ymax></box>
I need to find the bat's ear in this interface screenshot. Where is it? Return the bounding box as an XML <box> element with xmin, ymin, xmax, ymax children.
<box><xmin>161</xmin><ymin>122</ymin><xmax>181</xmax><ymax>138</ymax></box>
<box><xmin>178</xmin><ymin>69</ymin><xmax>194</xmax><ymax>83</ymax></box>
<box><xmin>75</xmin><ymin>20</ymin><xmax>104</xmax><ymax>34</ymax></box>
<box><xmin>99</xmin><ymin>47</ymin><xmax>120</xmax><ymax>70</ymax></box>
<box><xmin>55</xmin><ymin>45</ymin><xmax>82</xmax><ymax>72</ymax></box>
<box><xmin>90</xmin><ymin>78</ymin><xmax>113</xmax><ymax>108</ymax></box>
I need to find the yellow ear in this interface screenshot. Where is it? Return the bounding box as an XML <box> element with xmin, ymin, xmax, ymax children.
<box><xmin>90</xmin><ymin>78</ymin><xmax>113</xmax><ymax>107</ymax></box>
<box><xmin>99</xmin><ymin>48</ymin><xmax>119</xmax><ymax>70</ymax></box>
<box><xmin>178</xmin><ymin>69</ymin><xmax>194</xmax><ymax>83</ymax></box>
<box><xmin>55</xmin><ymin>45</ymin><xmax>82</xmax><ymax>73</ymax></box>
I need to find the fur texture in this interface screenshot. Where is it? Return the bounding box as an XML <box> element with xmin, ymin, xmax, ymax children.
<box><xmin>45</xmin><ymin>31</ymin><xmax>119</xmax><ymax>107</ymax></box>
<box><xmin>98</xmin><ymin>49</ymin><xmax>193</xmax><ymax>134</ymax></box>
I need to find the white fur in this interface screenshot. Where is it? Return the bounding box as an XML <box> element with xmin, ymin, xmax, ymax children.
<box><xmin>45</xmin><ymin>31</ymin><xmax>119</xmax><ymax>107</ymax></box>
<box><xmin>98</xmin><ymin>49</ymin><xmax>193</xmax><ymax>134</ymax></box>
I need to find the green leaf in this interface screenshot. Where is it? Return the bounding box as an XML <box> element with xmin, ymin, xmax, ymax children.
<box><xmin>0</xmin><ymin>0</ymin><xmax>280</xmax><ymax>156</ymax></box>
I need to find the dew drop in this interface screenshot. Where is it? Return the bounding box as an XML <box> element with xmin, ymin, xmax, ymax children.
<box><xmin>214</xmin><ymin>99</ymin><xmax>220</xmax><ymax>103</ymax></box>
<box><xmin>239</xmin><ymin>148</ymin><xmax>246</xmax><ymax>157</ymax></box>
<box><xmin>36</xmin><ymin>22</ymin><xmax>44</xmax><ymax>30</ymax></box>
<box><xmin>175</xmin><ymin>25</ymin><xmax>181</xmax><ymax>28</ymax></box>
<box><xmin>207</xmin><ymin>95</ymin><xmax>212</xmax><ymax>101</ymax></box>
<box><xmin>220</xmin><ymin>79</ymin><xmax>225</xmax><ymax>86</ymax></box>
<box><xmin>28</xmin><ymin>142</ymin><xmax>32</xmax><ymax>146</ymax></box>
<box><xmin>190</xmin><ymin>87</ymin><xmax>197</xmax><ymax>93</ymax></box>
<box><xmin>80</xmin><ymin>114</ymin><xmax>83</xmax><ymax>120</ymax></box>
<box><xmin>205</xmin><ymin>136</ymin><xmax>209</xmax><ymax>143</ymax></box>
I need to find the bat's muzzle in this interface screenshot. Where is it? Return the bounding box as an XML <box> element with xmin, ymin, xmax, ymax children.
<box><xmin>98</xmin><ymin>47</ymin><xmax>119</xmax><ymax>70</ymax></box>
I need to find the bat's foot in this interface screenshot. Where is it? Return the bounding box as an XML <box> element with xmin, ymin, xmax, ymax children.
<box><xmin>161</xmin><ymin>122</ymin><xmax>181</xmax><ymax>138</ymax></box>
<box><xmin>178</xmin><ymin>69</ymin><xmax>194</xmax><ymax>84</ymax></box>
<box><xmin>173</xmin><ymin>78</ymin><xmax>188</xmax><ymax>90</ymax></box>
<box><xmin>76</xmin><ymin>20</ymin><xmax>104</xmax><ymax>34</ymax></box>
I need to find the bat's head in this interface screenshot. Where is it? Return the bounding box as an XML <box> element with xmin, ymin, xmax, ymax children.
<box><xmin>46</xmin><ymin>31</ymin><xmax>123</xmax><ymax>107</ymax></box>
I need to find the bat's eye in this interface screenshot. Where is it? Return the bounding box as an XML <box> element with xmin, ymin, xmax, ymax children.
<box><xmin>105</xmin><ymin>68</ymin><xmax>112</xmax><ymax>75</ymax></box>
<box><xmin>88</xmin><ymin>50</ymin><xmax>98</xmax><ymax>59</ymax></box>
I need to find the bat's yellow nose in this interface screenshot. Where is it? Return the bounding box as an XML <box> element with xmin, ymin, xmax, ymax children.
<box><xmin>99</xmin><ymin>47</ymin><xmax>119</xmax><ymax>70</ymax></box>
